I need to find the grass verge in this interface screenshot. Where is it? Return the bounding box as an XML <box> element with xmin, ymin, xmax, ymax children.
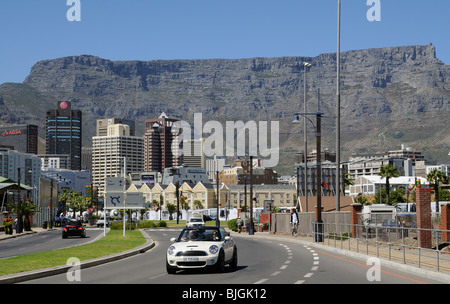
<box><xmin>0</xmin><ymin>230</ymin><xmax>146</xmax><ymax>276</ymax></box>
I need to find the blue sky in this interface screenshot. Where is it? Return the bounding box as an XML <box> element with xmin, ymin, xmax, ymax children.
<box><xmin>0</xmin><ymin>0</ymin><xmax>449</xmax><ymax>84</ymax></box>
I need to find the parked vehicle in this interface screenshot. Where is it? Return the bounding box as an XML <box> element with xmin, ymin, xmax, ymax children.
<box><xmin>382</xmin><ymin>219</ymin><xmax>401</xmax><ymax>227</ymax></box>
<box><xmin>97</xmin><ymin>216</ymin><xmax>111</xmax><ymax>227</ymax></box>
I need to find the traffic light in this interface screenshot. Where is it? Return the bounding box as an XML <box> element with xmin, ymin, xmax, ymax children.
<box><xmin>415</xmin><ymin>178</ymin><xmax>421</xmax><ymax>188</ymax></box>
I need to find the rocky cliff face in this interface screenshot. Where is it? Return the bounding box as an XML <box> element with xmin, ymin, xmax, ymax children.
<box><xmin>0</xmin><ymin>44</ymin><xmax>449</xmax><ymax>173</ymax></box>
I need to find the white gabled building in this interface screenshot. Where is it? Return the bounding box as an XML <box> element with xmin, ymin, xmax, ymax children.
<box><xmin>349</xmin><ymin>175</ymin><xmax>429</xmax><ymax>197</ymax></box>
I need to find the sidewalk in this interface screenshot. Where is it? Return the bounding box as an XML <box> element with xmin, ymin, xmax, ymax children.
<box><xmin>0</xmin><ymin>227</ymin><xmax>46</xmax><ymax>241</ymax></box>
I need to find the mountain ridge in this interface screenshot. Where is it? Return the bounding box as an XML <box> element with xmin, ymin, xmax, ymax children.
<box><xmin>1</xmin><ymin>44</ymin><xmax>449</xmax><ymax>174</ymax></box>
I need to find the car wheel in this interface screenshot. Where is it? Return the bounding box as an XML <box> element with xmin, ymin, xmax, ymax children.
<box><xmin>166</xmin><ymin>263</ymin><xmax>177</xmax><ymax>274</ymax></box>
<box><xmin>229</xmin><ymin>247</ymin><xmax>238</xmax><ymax>270</ymax></box>
<box><xmin>216</xmin><ymin>251</ymin><xmax>226</xmax><ymax>272</ymax></box>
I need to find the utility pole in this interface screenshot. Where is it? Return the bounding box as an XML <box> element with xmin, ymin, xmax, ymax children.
<box><xmin>16</xmin><ymin>168</ymin><xmax>22</xmax><ymax>233</ymax></box>
<box><xmin>249</xmin><ymin>156</ymin><xmax>254</xmax><ymax>235</ymax></box>
<box><xmin>336</xmin><ymin>0</ymin><xmax>341</xmax><ymax>211</ymax></box>
<box><xmin>316</xmin><ymin>109</ymin><xmax>323</xmax><ymax>242</ymax></box>
<box><xmin>176</xmin><ymin>181</ymin><xmax>180</xmax><ymax>225</ymax></box>
<box><xmin>216</xmin><ymin>171</ymin><xmax>220</xmax><ymax>227</ymax></box>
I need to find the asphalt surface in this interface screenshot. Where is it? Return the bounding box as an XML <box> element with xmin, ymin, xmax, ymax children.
<box><xmin>1</xmin><ymin>227</ymin><xmax>450</xmax><ymax>284</ymax></box>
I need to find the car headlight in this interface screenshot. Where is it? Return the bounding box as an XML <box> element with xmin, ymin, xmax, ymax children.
<box><xmin>168</xmin><ymin>246</ymin><xmax>176</xmax><ymax>255</ymax></box>
<box><xmin>209</xmin><ymin>245</ymin><xmax>219</xmax><ymax>254</ymax></box>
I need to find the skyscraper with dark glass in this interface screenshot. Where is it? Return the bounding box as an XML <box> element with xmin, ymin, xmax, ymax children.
<box><xmin>45</xmin><ymin>101</ymin><xmax>82</xmax><ymax>171</ymax></box>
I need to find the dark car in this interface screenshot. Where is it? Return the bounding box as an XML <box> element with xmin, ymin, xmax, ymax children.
<box><xmin>62</xmin><ymin>219</ymin><xmax>86</xmax><ymax>239</ymax></box>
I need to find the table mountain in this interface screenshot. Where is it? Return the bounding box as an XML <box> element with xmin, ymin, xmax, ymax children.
<box><xmin>0</xmin><ymin>43</ymin><xmax>449</xmax><ymax>173</ymax></box>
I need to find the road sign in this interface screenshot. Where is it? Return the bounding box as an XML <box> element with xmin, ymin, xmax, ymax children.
<box><xmin>105</xmin><ymin>191</ymin><xmax>125</xmax><ymax>209</ymax></box>
<box><xmin>125</xmin><ymin>192</ymin><xmax>145</xmax><ymax>209</ymax></box>
<box><xmin>106</xmin><ymin>177</ymin><xmax>125</xmax><ymax>192</ymax></box>
<box><xmin>104</xmin><ymin>191</ymin><xmax>145</xmax><ymax>209</ymax></box>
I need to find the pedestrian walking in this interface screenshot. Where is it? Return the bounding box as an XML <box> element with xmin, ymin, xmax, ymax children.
<box><xmin>236</xmin><ymin>217</ymin><xmax>243</xmax><ymax>233</ymax></box>
<box><xmin>290</xmin><ymin>208</ymin><xmax>299</xmax><ymax>236</ymax></box>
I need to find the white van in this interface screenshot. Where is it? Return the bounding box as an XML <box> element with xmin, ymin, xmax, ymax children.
<box><xmin>186</xmin><ymin>217</ymin><xmax>205</xmax><ymax>227</ymax></box>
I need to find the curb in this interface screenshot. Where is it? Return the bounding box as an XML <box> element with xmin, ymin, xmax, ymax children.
<box><xmin>0</xmin><ymin>230</ymin><xmax>155</xmax><ymax>284</ymax></box>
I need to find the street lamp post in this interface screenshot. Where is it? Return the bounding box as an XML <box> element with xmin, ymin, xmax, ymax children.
<box><xmin>216</xmin><ymin>171</ymin><xmax>220</xmax><ymax>227</ymax></box>
<box><xmin>336</xmin><ymin>0</ymin><xmax>341</xmax><ymax>211</ymax></box>
<box><xmin>16</xmin><ymin>168</ymin><xmax>22</xmax><ymax>234</ymax></box>
<box><xmin>293</xmin><ymin>107</ymin><xmax>323</xmax><ymax>242</ymax></box>
<box><xmin>315</xmin><ymin>110</ymin><xmax>323</xmax><ymax>242</ymax></box>
<box><xmin>303</xmin><ymin>62</ymin><xmax>311</xmax><ymax>212</ymax></box>
<box><xmin>249</xmin><ymin>156</ymin><xmax>254</xmax><ymax>235</ymax></box>
<box><xmin>293</xmin><ymin>62</ymin><xmax>312</xmax><ymax>212</ymax></box>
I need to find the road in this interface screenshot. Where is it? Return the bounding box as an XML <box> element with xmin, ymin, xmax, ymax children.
<box><xmin>0</xmin><ymin>228</ymin><xmax>105</xmax><ymax>259</ymax></box>
<box><xmin>21</xmin><ymin>228</ymin><xmax>444</xmax><ymax>285</ymax></box>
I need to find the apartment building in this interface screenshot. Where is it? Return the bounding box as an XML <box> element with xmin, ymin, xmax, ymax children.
<box><xmin>143</xmin><ymin>113</ymin><xmax>180</xmax><ymax>173</ymax></box>
<box><xmin>92</xmin><ymin>124</ymin><xmax>143</xmax><ymax>192</ymax></box>
<box><xmin>45</xmin><ymin>101</ymin><xmax>82</xmax><ymax>171</ymax></box>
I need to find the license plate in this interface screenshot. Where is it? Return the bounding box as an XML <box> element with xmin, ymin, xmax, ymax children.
<box><xmin>183</xmin><ymin>257</ymin><xmax>199</xmax><ymax>262</ymax></box>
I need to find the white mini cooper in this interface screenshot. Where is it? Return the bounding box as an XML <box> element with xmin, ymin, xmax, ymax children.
<box><xmin>166</xmin><ymin>226</ymin><xmax>237</xmax><ymax>274</ymax></box>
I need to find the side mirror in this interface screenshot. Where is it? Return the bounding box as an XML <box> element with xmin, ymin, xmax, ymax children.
<box><xmin>224</xmin><ymin>236</ymin><xmax>231</xmax><ymax>241</ymax></box>
<box><xmin>170</xmin><ymin>237</ymin><xmax>176</xmax><ymax>242</ymax></box>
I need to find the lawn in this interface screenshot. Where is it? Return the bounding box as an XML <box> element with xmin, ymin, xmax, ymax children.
<box><xmin>0</xmin><ymin>230</ymin><xmax>146</xmax><ymax>276</ymax></box>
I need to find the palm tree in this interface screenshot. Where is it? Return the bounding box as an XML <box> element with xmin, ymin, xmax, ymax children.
<box><xmin>58</xmin><ymin>189</ymin><xmax>72</xmax><ymax>216</ymax></box>
<box><xmin>166</xmin><ymin>203</ymin><xmax>176</xmax><ymax>220</ymax></box>
<box><xmin>193</xmin><ymin>200</ymin><xmax>203</xmax><ymax>210</ymax></box>
<box><xmin>427</xmin><ymin>169</ymin><xmax>450</xmax><ymax>212</ymax></box>
<box><xmin>378</xmin><ymin>164</ymin><xmax>400</xmax><ymax>205</ymax></box>
<box><xmin>10</xmin><ymin>198</ymin><xmax>39</xmax><ymax>231</ymax></box>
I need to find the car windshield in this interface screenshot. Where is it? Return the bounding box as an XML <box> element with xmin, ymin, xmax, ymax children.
<box><xmin>178</xmin><ymin>227</ymin><xmax>222</xmax><ymax>242</ymax></box>
<box><xmin>190</xmin><ymin>218</ymin><xmax>203</xmax><ymax>222</ymax></box>
<box><xmin>66</xmin><ymin>219</ymin><xmax>82</xmax><ymax>226</ymax></box>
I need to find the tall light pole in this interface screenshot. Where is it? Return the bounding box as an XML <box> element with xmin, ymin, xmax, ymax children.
<box><xmin>215</xmin><ymin>171</ymin><xmax>220</xmax><ymax>227</ymax></box>
<box><xmin>336</xmin><ymin>0</ymin><xmax>341</xmax><ymax>211</ymax></box>
<box><xmin>294</xmin><ymin>62</ymin><xmax>311</xmax><ymax>212</ymax></box>
<box><xmin>249</xmin><ymin>156</ymin><xmax>254</xmax><ymax>235</ymax></box>
<box><xmin>303</xmin><ymin>62</ymin><xmax>311</xmax><ymax>212</ymax></box>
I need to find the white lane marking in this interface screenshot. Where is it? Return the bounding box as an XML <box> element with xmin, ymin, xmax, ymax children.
<box><xmin>254</xmin><ymin>279</ymin><xmax>268</xmax><ymax>284</ymax></box>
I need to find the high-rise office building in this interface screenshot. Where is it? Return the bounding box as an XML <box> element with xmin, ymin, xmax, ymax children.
<box><xmin>181</xmin><ymin>138</ymin><xmax>205</xmax><ymax>169</ymax></box>
<box><xmin>143</xmin><ymin>113</ymin><xmax>180</xmax><ymax>173</ymax></box>
<box><xmin>45</xmin><ymin>101</ymin><xmax>82</xmax><ymax>171</ymax></box>
<box><xmin>96</xmin><ymin>118</ymin><xmax>136</xmax><ymax>137</ymax></box>
<box><xmin>0</xmin><ymin>124</ymin><xmax>38</xmax><ymax>154</ymax></box>
<box><xmin>92</xmin><ymin>124</ymin><xmax>143</xmax><ymax>192</ymax></box>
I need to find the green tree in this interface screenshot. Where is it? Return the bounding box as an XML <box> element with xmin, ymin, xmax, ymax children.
<box><xmin>427</xmin><ymin>169</ymin><xmax>450</xmax><ymax>212</ymax></box>
<box><xmin>390</xmin><ymin>188</ymin><xmax>407</xmax><ymax>205</ymax></box>
<box><xmin>166</xmin><ymin>203</ymin><xmax>176</xmax><ymax>220</ymax></box>
<box><xmin>378</xmin><ymin>164</ymin><xmax>400</xmax><ymax>205</ymax></box>
<box><xmin>58</xmin><ymin>189</ymin><xmax>73</xmax><ymax>216</ymax></box>
<box><xmin>11</xmin><ymin>198</ymin><xmax>40</xmax><ymax>231</ymax></box>
<box><xmin>439</xmin><ymin>189</ymin><xmax>450</xmax><ymax>202</ymax></box>
<box><xmin>354</xmin><ymin>196</ymin><xmax>369</xmax><ymax>205</ymax></box>
<box><xmin>193</xmin><ymin>199</ymin><xmax>203</xmax><ymax>209</ymax></box>
<box><xmin>374</xmin><ymin>188</ymin><xmax>387</xmax><ymax>205</ymax></box>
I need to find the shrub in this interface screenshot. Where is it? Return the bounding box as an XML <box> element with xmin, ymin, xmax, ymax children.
<box><xmin>111</xmin><ymin>222</ymin><xmax>136</xmax><ymax>230</ymax></box>
<box><xmin>228</xmin><ymin>218</ymin><xmax>238</xmax><ymax>232</ymax></box>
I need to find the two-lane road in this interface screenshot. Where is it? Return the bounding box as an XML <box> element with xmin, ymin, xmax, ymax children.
<box><xmin>22</xmin><ymin>228</ymin><xmax>444</xmax><ymax>285</ymax></box>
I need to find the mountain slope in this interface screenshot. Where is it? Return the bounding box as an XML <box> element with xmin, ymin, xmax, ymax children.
<box><xmin>0</xmin><ymin>44</ymin><xmax>449</xmax><ymax>173</ymax></box>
